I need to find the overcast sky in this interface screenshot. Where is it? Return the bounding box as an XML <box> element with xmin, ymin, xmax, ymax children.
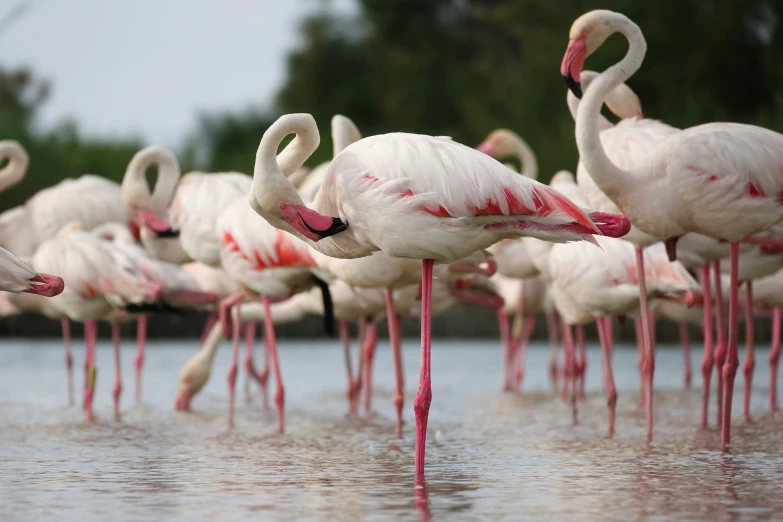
<box><xmin>1</xmin><ymin>0</ymin><xmax>355</xmax><ymax>149</ymax></box>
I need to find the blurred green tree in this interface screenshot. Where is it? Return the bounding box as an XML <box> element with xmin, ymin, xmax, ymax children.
<box><xmin>195</xmin><ymin>0</ymin><xmax>781</xmax><ymax>181</ymax></box>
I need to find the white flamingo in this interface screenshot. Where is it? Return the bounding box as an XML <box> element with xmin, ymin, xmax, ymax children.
<box><xmin>250</xmin><ymin>113</ymin><xmax>631</xmax><ymax>474</ymax></box>
<box><xmin>562</xmin><ymin>9</ymin><xmax>783</xmax><ymax>449</ymax></box>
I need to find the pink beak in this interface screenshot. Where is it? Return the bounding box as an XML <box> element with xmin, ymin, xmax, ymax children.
<box><xmin>476</xmin><ymin>141</ymin><xmax>495</xmax><ymax>156</ymax></box>
<box><xmin>134</xmin><ymin>207</ymin><xmax>173</xmax><ymax>235</ymax></box>
<box><xmin>25</xmin><ymin>273</ymin><xmax>65</xmax><ymax>297</ymax></box>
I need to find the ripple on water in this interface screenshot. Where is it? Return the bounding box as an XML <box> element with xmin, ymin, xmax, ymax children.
<box><xmin>0</xmin><ymin>340</ymin><xmax>782</xmax><ymax>521</ymax></box>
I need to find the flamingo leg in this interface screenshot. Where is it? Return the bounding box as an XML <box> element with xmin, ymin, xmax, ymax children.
<box><xmin>633</xmin><ymin>316</ymin><xmax>645</xmax><ymax>407</ymax></box>
<box><xmin>386</xmin><ymin>289</ymin><xmax>405</xmax><ymax>438</ymax></box>
<box><xmin>413</xmin><ymin>259</ymin><xmax>434</xmax><ymax>476</ymax></box>
<box><xmin>721</xmin><ymin>242</ymin><xmax>740</xmax><ymax>451</ymax></box>
<box><xmin>596</xmin><ymin>316</ymin><xmax>617</xmax><ymax>435</ymax></box>
<box><xmin>259</xmin><ymin>324</ymin><xmax>270</xmax><ymax>410</ymax></box>
<box><xmin>742</xmin><ymin>281</ymin><xmax>755</xmax><ymax>424</ymax></box>
<box><xmin>111</xmin><ymin>322</ymin><xmax>122</xmax><ymax>421</ymax></box>
<box><xmin>561</xmin><ymin>320</ymin><xmax>578</xmax><ymax>422</ymax></box>
<box><xmin>679</xmin><ymin>322</ymin><xmax>692</xmax><ymax>390</ymax></box>
<box><xmin>635</xmin><ymin>246</ymin><xmax>655</xmax><ymax>443</ymax></box>
<box><xmin>61</xmin><ymin>318</ymin><xmax>73</xmax><ymax>406</ymax></box>
<box><xmin>219</xmin><ymin>291</ymin><xmax>245</xmax><ymax>338</ymax></box>
<box><xmin>226</xmin><ymin>310</ymin><xmax>240</xmax><ymax>429</ymax></box>
<box><xmin>515</xmin><ymin>313</ymin><xmax>536</xmax><ymax>393</ymax></box>
<box><xmin>134</xmin><ymin>316</ymin><xmax>147</xmax><ymax>404</ymax></box>
<box><xmin>770</xmin><ymin>307</ymin><xmax>781</xmax><ymax>412</ymax></box>
<box><xmin>700</xmin><ymin>264</ymin><xmax>714</xmax><ymax>428</ymax></box>
<box><xmin>498</xmin><ymin>311</ymin><xmax>512</xmax><ymax>391</ymax></box>
<box><xmin>83</xmin><ymin>320</ymin><xmax>98</xmax><ymax>422</ymax></box>
<box><xmin>353</xmin><ymin>320</ymin><xmax>365</xmax><ymax>410</ymax></box>
<box><xmin>339</xmin><ymin>319</ymin><xmax>356</xmax><ymax>414</ymax></box>
<box><xmin>546</xmin><ymin>311</ymin><xmax>560</xmax><ymax>390</ymax></box>
<box><xmin>713</xmin><ymin>260</ymin><xmax>727</xmax><ymax>428</ymax></box>
<box><xmin>363</xmin><ymin>319</ymin><xmax>379</xmax><ymax>414</ymax></box>
<box><xmin>199</xmin><ymin>311</ymin><xmax>219</xmax><ymax>350</ymax></box>
<box><xmin>575</xmin><ymin>323</ymin><xmax>586</xmax><ymax>401</ymax></box>
<box><xmin>262</xmin><ymin>295</ymin><xmax>285</xmax><ymax>434</ymax></box>
<box><xmin>244</xmin><ymin>322</ymin><xmax>260</xmax><ymax>405</ymax></box>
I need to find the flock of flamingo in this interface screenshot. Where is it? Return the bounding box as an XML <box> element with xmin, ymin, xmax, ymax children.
<box><xmin>2</xmin><ymin>10</ymin><xmax>783</xmax><ymax>476</ymax></box>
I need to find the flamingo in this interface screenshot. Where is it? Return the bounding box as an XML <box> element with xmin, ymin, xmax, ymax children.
<box><xmin>216</xmin><ymin>193</ymin><xmax>333</xmax><ymax>432</ymax></box>
<box><xmin>121</xmin><ymin>145</ymin><xmax>251</xmax><ymax>267</ymax></box>
<box><xmin>562</xmin><ymin>9</ymin><xmax>783</xmax><ymax>449</ymax></box>
<box><xmin>250</xmin><ymin>113</ymin><xmax>631</xmax><ymax>474</ymax></box>
<box><xmin>32</xmin><ymin>222</ymin><xmax>159</xmax><ymax>421</ymax></box>
<box><xmin>92</xmin><ymin>222</ymin><xmax>219</xmax><ymax>402</ymax></box>
<box><xmin>174</xmin><ymin>299</ymin><xmax>305</xmax><ymax>412</ymax></box>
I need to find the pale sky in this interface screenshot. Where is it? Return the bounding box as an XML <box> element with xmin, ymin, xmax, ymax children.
<box><xmin>1</xmin><ymin>0</ymin><xmax>356</xmax><ymax>149</ymax></box>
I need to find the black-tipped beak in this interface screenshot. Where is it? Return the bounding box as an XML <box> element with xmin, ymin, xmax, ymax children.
<box><xmin>301</xmin><ymin>215</ymin><xmax>349</xmax><ymax>240</ymax></box>
<box><xmin>565</xmin><ymin>75</ymin><xmax>583</xmax><ymax>99</ymax></box>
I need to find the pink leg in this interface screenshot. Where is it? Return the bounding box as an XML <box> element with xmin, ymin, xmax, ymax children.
<box><xmin>679</xmin><ymin>322</ymin><xmax>692</xmax><ymax>390</ymax></box>
<box><xmin>561</xmin><ymin>320</ymin><xmax>578</xmax><ymax>422</ymax></box>
<box><xmin>414</xmin><ymin>259</ymin><xmax>434</xmax><ymax>476</ymax></box>
<box><xmin>83</xmin><ymin>320</ymin><xmax>98</xmax><ymax>422</ymax></box>
<box><xmin>219</xmin><ymin>291</ymin><xmax>245</xmax><ymax>338</ymax></box>
<box><xmin>259</xmin><ymin>325</ymin><xmax>270</xmax><ymax>410</ymax></box>
<box><xmin>575</xmin><ymin>323</ymin><xmax>586</xmax><ymax>401</ymax></box>
<box><xmin>596</xmin><ymin>317</ymin><xmax>617</xmax><ymax>435</ymax></box>
<box><xmin>353</xmin><ymin>320</ymin><xmax>365</xmax><ymax>409</ymax></box>
<box><xmin>514</xmin><ymin>314</ymin><xmax>536</xmax><ymax>393</ymax></box>
<box><xmin>742</xmin><ymin>281</ymin><xmax>755</xmax><ymax>424</ymax></box>
<box><xmin>61</xmin><ymin>318</ymin><xmax>73</xmax><ymax>406</ymax></box>
<box><xmin>770</xmin><ymin>308</ymin><xmax>781</xmax><ymax>412</ymax></box>
<box><xmin>112</xmin><ymin>322</ymin><xmax>122</xmax><ymax>421</ymax></box>
<box><xmin>635</xmin><ymin>246</ymin><xmax>655</xmax><ymax>443</ymax></box>
<box><xmin>721</xmin><ymin>242</ymin><xmax>740</xmax><ymax>451</ymax></box>
<box><xmin>262</xmin><ymin>295</ymin><xmax>285</xmax><ymax>434</ymax></box>
<box><xmin>498</xmin><ymin>311</ymin><xmax>512</xmax><ymax>391</ymax></box>
<box><xmin>226</xmin><ymin>311</ymin><xmax>240</xmax><ymax>429</ymax></box>
<box><xmin>363</xmin><ymin>319</ymin><xmax>379</xmax><ymax>414</ymax></box>
<box><xmin>244</xmin><ymin>322</ymin><xmax>260</xmax><ymax>405</ymax></box>
<box><xmin>339</xmin><ymin>319</ymin><xmax>357</xmax><ymax>414</ymax></box>
<box><xmin>634</xmin><ymin>317</ymin><xmax>645</xmax><ymax>407</ymax></box>
<box><xmin>713</xmin><ymin>260</ymin><xmax>727</xmax><ymax>428</ymax></box>
<box><xmin>546</xmin><ymin>311</ymin><xmax>560</xmax><ymax>389</ymax></box>
<box><xmin>134</xmin><ymin>316</ymin><xmax>147</xmax><ymax>404</ymax></box>
<box><xmin>700</xmin><ymin>265</ymin><xmax>714</xmax><ymax>428</ymax></box>
<box><xmin>199</xmin><ymin>311</ymin><xmax>219</xmax><ymax>350</ymax></box>
<box><xmin>386</xmin><ymin>289</ymin><xmax>405</xmax><ymax>438</ymax></box>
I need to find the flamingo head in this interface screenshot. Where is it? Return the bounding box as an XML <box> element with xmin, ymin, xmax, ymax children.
<box><xmin>476</xmin><ymin>129</ymin><xmax>515</xmax><ymax>158</ymax></box>
<box><xmin>174</xmin><ymin>380</ymin><xmax>193</xmax><ymax>411</ymax></box>
<box><xmin>24</xmin><ymin>273</ymin><xmax>65</xmax><ymax>297</ymax></box>
<box><xmin>562</xmin><ymin>10</ymin><xmax>632</xmax><ymax>98</ymax></box>
<box><xmin>131</xmin><ymin>206</ymin><xmax>177</xmax><ymax>238</ymax></box>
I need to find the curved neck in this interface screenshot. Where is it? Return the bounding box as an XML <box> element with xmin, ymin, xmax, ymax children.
<box><xmin>123</xmin><ymin>146</ymin><xmax>181</xmax><ymax>212</ymax></box>
<box><xmin>331</xmin><ymin>115</ymin><xmax>362</xmax><ymax>156</ymax></box>
<box><xmin>0</xmin><ymin>141</ymin><xmax>29</xmax><ymax>194</ymax></box>
<box><xmin>567</xmin><ymin>90</ymin><xmax>612</xmax><ymax>131</ymax></box>
<box><xmin>575</xmin><ymin>20</ymin><xmax>646</xmax><ymax>200</ymax></box>
<box><xmin>509</xmin><ymin>134</ymin><xmax>538</xmax><ymax>180</ymax></box>
<box><xmin>270</xmin><ymin>117</ymin><xmax>321</xmax><ymax>177</ymax></box>
<box><xmin>202</xmin><ymin>321</ymin><xmax>224</xmax><ymax>363</ymax></box>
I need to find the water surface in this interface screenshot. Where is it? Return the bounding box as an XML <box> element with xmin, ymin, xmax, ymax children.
<box><xmin>0</xmin><ymin>339</ymin><xmax>781</xmax><ymax>521</ymax></box>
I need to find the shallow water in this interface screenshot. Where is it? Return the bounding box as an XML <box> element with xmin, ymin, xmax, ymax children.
<box><xmin>0</xmin><ymin>338</ymin><xmax>781</xmax><ymax>521</ymax></box>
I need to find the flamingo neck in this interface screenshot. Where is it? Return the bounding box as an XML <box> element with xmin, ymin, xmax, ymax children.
<box><xmin>510</xmin><ymin>134</ymin><xmax>538</xmax><ymax>180</ymax></box>
<box><xmin>0</xmin><ymin>141</ymin><xmax>29</xmax><ymax>194</ymax></box>
<box><xmin>122</xmin><ymin>146</ymin><xmax>181</xmax><ymax>214</ymax></box>
<box><xmin>331</xmin><ymin>115</ymin><xmax>362</xmax><ymax>157</ymax></box>
<box><xmin>575</xmin><ymin>19</ymin><xmax>645</xmax><ymax>201</ymax></box>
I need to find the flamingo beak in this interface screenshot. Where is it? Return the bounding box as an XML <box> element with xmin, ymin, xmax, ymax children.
<box><xmin>134</xmin><ymin>207</ymin><xmax>177</xmax><ymax>237</ymax></box>
<box><xmin>24</xmin><ymin>273</ymin><xmax>65</xmax><ymax>297</ymax></box>
<box><xmin>561</xmin><ymin>35</ymin><xmax>587</xmax><ymax>99</ymax></box>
